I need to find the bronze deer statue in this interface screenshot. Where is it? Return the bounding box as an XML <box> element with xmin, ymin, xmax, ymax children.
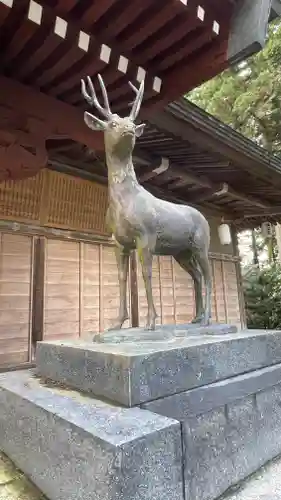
<box><xmin>81</xmin><ymin>74</ymin><xmax>212</xmax><ymax>331</ymax></box>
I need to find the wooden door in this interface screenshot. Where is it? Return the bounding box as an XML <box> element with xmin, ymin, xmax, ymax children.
<box><xmin>0</xmin><ymin>232</ymin><xmax>33</xmax><ymax>366</ymax></box>
<box><xmin>43</xmin><ymin>239</ymin><xmax>131</xmax><ymax>340</ymax></box>
<box><xmin>44</xmin><ymin>239</ymin><xmax>80</xmax><ymax>340</ymax></box>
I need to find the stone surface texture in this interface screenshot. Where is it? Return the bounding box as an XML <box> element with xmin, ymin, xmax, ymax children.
<box><xmin>0</xmin><ymin>371</ymin><xmax>183</xmax><ymax>500</ymax></box>
<box><xmin>142</xmin><ymin>362</ymin><xmax>281</xmax><ymax>419</ymax></box>
<box><xmin>222</xmin><ymin>454</ymin><xmax>281</xmax><ymax>500</ymax></box>
<box><xmin>36</xmin><ymin>328</ymin><xmax>281</xmax><ymax>406</ymax></box>
<box><xmin>92</xmin><ymin>323</ymin><xmax>237</xmax><ymax>343</ymax></box>
<box><xmin>182</xmin><ymin>383</ymin><xmax>281</xmax><ymax>500</ymax></box>
<box><xmin>4</xmin><ymin>328</ymin><xmax>281</xmax><ymax>500</ymax></box>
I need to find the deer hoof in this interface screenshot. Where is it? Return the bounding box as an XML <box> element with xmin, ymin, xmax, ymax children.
<box><xmin>192</xmin><ymin>314</ymin><xmax>211</xmax><ymax>326</ymax></box>
<box><xmin>108</xmin><ymin>314</ymin><xmax>129</xmax><ymax>331</ymax></box>
<box><xmin>145</xmin><ymin>316</ymin><xmax>156</xmax><ymax>331</ymax></box>
<box><xmin>191</xmin><ymin>316</ymin><xmax>204</xmax><ymax>324</ymax></box>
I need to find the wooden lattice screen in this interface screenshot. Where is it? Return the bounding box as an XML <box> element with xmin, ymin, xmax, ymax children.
<box><xmin>0</xmin><ymin>169</ymin><xmax>108</xmax><ymax>235</ymax></box>
<box><xmin>0</xmin><ymin>171</ymin><xmax>45</xmax><ymax>222</ymax></box>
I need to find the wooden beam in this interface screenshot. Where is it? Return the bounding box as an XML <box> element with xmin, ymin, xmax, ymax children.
<box><xmin>139</xmin><ymin>157</ymin><xmax>170</xmax><ymax>182</ymax></box>
<box><xmin>239</xmin><ymin>206</ymin><xmax>281</xmax><ymax>219</ymax></box>
<box><xmin>48</xmin><ymin>158</ymin><xmax>107</xmax><ymax>186</ymax></box>
<box><xmin>31</xmin><ymin>237</ymin><xmax>45</xmax><ymax>347</ymax></box>
<box><xmin>231</xmin><ymin>225</ymin><xmax>247</xmax><ymax>329</ymax></box>
<box><xmin>147</xmin><ymin>105</ymin><xmax>281</xmax><ymax>189</ymax></box>
<box><xmin>136</xmin><ymin>147</ymin><xmax>270</xmax><ymax>209</ymax></box>
<box><xmin>0</xmin><ymin>76</ymin><xmax>104</xmax><ymax>151</ymax></box>
<box><xmin>142</xmin><ymin>38</ymin><xmax>229</xmax><ymax>116</ymax></box>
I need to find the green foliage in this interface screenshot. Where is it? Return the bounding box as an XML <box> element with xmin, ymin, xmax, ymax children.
<box><xmin>188</xmin><ymin>20</ymin><xmax>281</xmax><ymax>152</ymax></box>
<box><xmin>243</xmin><ymin>263</ymin><xmax>281</xmax><ymax>329</ymax></box>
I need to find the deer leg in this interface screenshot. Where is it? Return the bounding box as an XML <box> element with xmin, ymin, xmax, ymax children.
<box><xmin>108</xmin><ymin>245</ymin><xmax>130</xmax><ymax>331</ymax></box>
<box><xmin>137</xmin><ymin>245</ymin><xmax>157</xmax><ymax>330</ymax></box>
<box><xmin>175</xmin><ymin>254</ymin><xmax>204</xmax><ymax>323</ymax></box>
<box><xmin>196</xmin><ymin>249</ymin><xmax>212</xmax><ymax>326</ymax></box>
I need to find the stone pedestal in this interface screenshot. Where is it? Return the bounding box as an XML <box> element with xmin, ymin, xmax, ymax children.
<box><xmin>1</xmin><ymin>325</ymin><xmax>281</xmax><ymax>500</ymax></box>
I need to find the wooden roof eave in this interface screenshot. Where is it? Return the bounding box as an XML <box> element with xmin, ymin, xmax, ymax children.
<box><xmin>148</xmin><ymin>98</ymin><xmax>281</xmax><ymax>188</ymax></box>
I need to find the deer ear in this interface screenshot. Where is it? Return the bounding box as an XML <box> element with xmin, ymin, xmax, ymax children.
<box><xmin>84</xmin><ymin>112</ymin><xmax>107</xmax><ymax>131</ymax></box>
<box><xmin>135</xmin><ymin>123</ymin><xmax>145</xmax><ymax>137</ymax></box>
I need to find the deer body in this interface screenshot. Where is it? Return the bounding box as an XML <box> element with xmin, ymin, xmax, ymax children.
<box><xmin>107</xmin><ymin>162</ymin><xmax>209</xmax><ymax>257</ymax></box>
<box><xmin>82</xmin><ymin>76</ymin><xmax>212</xmax><ymax>331</ymax></box>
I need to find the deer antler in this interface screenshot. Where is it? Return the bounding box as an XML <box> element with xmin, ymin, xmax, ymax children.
<box><xmin>81</xmin><ymin>74</ymin><xmax>112</xmax><ymax>119</ymax></box>
<box><xmin>129</xmin><ymin>80</ymin><xmax>144</xmax><ymax>121</ymax></box>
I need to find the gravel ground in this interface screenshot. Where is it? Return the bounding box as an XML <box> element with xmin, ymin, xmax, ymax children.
<box><xmin>0</xmin><ymin>453</ymin><xmax>45</xmax><ymax>500</ymax></box>
<box><xmin>221</xmin><ymin>455</ymin><xmax>281</xmax><ymax>500</ymax></box>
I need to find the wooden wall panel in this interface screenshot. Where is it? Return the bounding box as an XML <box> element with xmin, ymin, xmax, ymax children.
<box><xmin>100</xmin><ymin>245</ymin><xmax>131</xmax><ymax>331</ymax></box>
<box><xmin>43</xmin><ymin>240</ymin><xmax>132</xmax><ymax>339</ymax></box>
<box><xmin>100</xmin><ymin>245</ymin><xmax>119</xmax><ymax>331</ymax></box>
<box><xmin>0</xmin><ymin>232</ymin><xmax>33</xmax><ymax>365</ymax></box>
<box><xmin>212</xmin><ymin>259</ymin><xmax>227</xmax><ymax>323</ymax></box>
<box><xmin>44</xmin><ymin>239</ymin><xmax>80</xmax><ymax>340</ymax></box>
<box><xmin>173</xmin><ymin>260</ymin><xmax>195</xmax><ymax>324</ymax></box>
<box><xmin>159</xmin><ymin>256</ymin><xmax>175</xmax><ymax>325</ymax></box>
<box><xmin>137</xmin><ymin>256</ymin><xmax>162</xmax><ymax>327</ymax></box>
<box><xmin>222</xmin><ymin>261</ymin><xmax>241</xmax><ymax>326</ymax></box>
<box><xmin>135</xmin><ymin>255</ymin><xmax>241</xmax><ymax>328</ymax></box>
<box><xmin>81</xmin><ymin>243</ymin><xmax>100</xmax><ymax>336</ymax></box>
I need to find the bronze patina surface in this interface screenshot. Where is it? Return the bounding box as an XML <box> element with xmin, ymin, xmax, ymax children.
<box><xmin>82</xmin><ymin>75</ymin><xmax>212</xmax><ymax>331</ymax></box>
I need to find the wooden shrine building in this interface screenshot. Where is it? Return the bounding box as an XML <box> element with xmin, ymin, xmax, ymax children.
<box><xmin>0</xmin><ymin>0</ymin><xmax>281</xmax><ymax>368</ymax></box>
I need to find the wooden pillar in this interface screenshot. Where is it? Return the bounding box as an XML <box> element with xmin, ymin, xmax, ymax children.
<box><xmin>31</xmin><ymin>237</ymin><xmax>45</xmax><ymax>355</ymax></box>
<box><xmin>231</xmin><ymin>225</ymin><xmax>247</xmax><ymax>330</ymax></box>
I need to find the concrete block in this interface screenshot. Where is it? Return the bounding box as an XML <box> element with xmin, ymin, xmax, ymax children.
<box><xmin>182</xmin><ymin>386</ymin><xmax>281</xmax><ymax>500</ymax></box>
<box><xmin>0</xmin><ymin>370</ymin><xmax>183</xmax><ymax>500</ymax></box>
<box><xmin>142</xmin><ymin>362</ymin><xmax>281</xmax><ymax>419</ymax></box>
<box><xmin>183</xmin><ymin>408</ymin><xmax>235</xmax><ymax>500</ymax></box>
<box><xmin>36</xmin><ymin>329</ymin><xmax>281</xmax><ymax>406</ymax></box>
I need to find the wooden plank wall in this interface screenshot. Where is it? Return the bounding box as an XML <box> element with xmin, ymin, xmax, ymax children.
<box><xmin>43</xmin><ymin>239</ymin><xmax>131</xmax><ymax>341</ymax></box>
<box><xmin>0</xmin><ymin>232</ymin><xmax>33</xmax><ymax>366</ymax></box>
<box><xmin>44</xmin><ymin>239</ymin><xmax>80</xmax><ymax>341</ymax></box>
<box><xmin>137</xmin><ymin>255</ymin><xmax>241</xmax><ymax>327</ymax></box>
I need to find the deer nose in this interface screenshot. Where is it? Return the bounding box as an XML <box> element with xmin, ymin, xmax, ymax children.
<box><xmin>124</xmin><ymin>124</ymin><xmax>134</xmax><ymax>133</ymax></box>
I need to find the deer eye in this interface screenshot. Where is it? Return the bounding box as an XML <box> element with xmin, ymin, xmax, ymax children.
<box><xmin>111</xmin><ymin>122</ymin><xmax>117</xmax><ymax>128</ymax></box>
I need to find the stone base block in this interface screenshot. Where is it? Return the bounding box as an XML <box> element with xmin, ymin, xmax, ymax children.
<box><xmin>36</xmin><ymin>328</ymin><xmax>281</xmax><ymax>406</ymax></box>
<box><xmin>0</xmin><ymin>371</ymin><xmax>182</xmax><ymax>500</ymax></box>
<box><xmin>143</xmin><ymin>362</ymin><xmax>281</xmax><ymax>500</ymax></box>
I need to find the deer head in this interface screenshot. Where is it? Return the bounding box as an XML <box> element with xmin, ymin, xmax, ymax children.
<box><xmin>81</xmin><ymin>74</ymin><xmax>145</xmax><ymax>159</ymax></box>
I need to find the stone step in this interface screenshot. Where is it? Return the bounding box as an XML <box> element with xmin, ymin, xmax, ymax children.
<box><xmin>36</xmin><ymin>327</ymin><xmax>281</xmax><ymax>406</ymax></box>
<box><xmin>0</xmin><ymin>370</ymin><xmax>182</xmax><ymax>500</ymax></box>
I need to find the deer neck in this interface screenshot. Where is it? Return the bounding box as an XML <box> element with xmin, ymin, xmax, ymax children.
<box><xmin>105</xmin><ymin>150</ymin><xmax>139</xmax><ymax>203</ymax></box>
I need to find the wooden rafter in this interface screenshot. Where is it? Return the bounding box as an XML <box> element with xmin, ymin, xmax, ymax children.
<box><xmin>136</xmin><ymin>147</ymin><xmax>270</xmax><ymax>209</ymax></box>
<box><xmin>143</xmin><ymin>34</ymin><xmax>229</xmax><ymax>115</ymax></box>
<box><xmin>0</xmin><ymin>76</ymin><xmax>103</xmax><ymax>151</ymax></box>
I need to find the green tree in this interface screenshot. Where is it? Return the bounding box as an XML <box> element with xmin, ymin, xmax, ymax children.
<box><xmin>243</xmin><ymin>263</ymin><xmax>281</xmax><ymax>329</ymax></box>
<box><xmin>189</xmin><ymin>21</ymin><xmax>281</xmax><ymax>265</ymax></box>
<box><xmin>188</xmin><ymin>20</ymin><xmax>281</xmax><ymax>153</ymax></box>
